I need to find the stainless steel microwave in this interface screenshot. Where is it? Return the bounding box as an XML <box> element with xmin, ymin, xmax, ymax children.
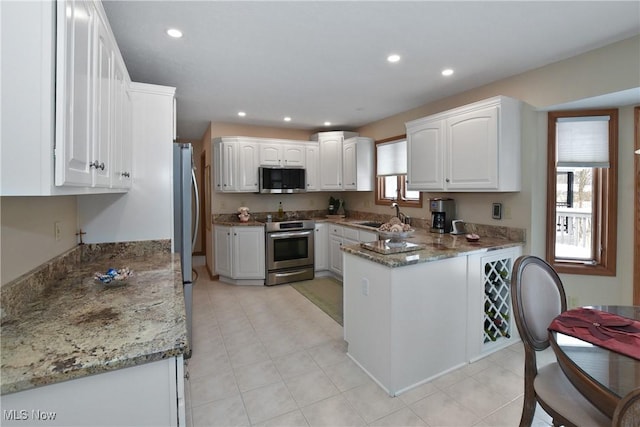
<box><xmin>258</xmin><ymin>167</ymin><xmax>306</xmax><ymax>193</ymax></box>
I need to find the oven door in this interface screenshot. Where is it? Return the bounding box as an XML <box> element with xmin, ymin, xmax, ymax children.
<box><xmin>266</xmin><ymin>229</ymin><xmax>314</xmax><ymax>270</ymax></box>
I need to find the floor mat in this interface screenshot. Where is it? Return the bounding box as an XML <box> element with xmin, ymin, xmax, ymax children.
<box><xmin>291</xmin><ymin>276</ymin><xmax>343</xmax><ymax>325</ymax></box>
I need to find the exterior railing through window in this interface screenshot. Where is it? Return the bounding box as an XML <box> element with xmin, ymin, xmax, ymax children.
<box><xmin>555</xmin><ymin>207</ymin><xmax>592</xmax><ymax>259</ymax></box>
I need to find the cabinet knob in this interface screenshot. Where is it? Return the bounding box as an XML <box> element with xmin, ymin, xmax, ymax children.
<box><xmin>446</xmin><ymin>178</ymin><xmax>450</xmax><ymax>183</ymax></box>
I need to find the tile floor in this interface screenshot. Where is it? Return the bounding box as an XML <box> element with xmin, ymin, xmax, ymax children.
<box><xmin>185</xmin><ymin>266</ymin><xmax>555</xmax><ymax>426</ymax></box>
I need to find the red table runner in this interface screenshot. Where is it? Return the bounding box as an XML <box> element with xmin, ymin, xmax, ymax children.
<box><xmin>548</xmin><ymin>307</ymin><xmax>640</xmax><ymax>360</ymax></box>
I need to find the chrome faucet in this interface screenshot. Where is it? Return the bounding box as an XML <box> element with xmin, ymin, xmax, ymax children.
<box><xmin>391</xmin><ymin>202</ymin><xmax>406</xmax><ymax>223</ymax></box>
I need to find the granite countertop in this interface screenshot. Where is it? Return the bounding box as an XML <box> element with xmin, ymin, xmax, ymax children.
<box><xmin>0</xmin><ymin>241</ymin><xmax>188</xmax><ymax>395</ymax></box>
<box><xmin>341</xmin><ymin>228</ymin><xmax>524</xmax><ymax>268</ymax></box>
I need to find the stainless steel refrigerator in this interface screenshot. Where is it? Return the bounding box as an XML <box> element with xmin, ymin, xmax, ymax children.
<box><xmin>173</xmin><ymin>143</ymin><xmax>199</xmax><ymax>358</ymax></box>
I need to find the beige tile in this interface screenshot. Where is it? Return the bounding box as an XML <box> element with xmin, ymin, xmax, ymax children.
<box><xmin>322</xmin><ymin>358</ymin><xmax>372</xmax><ymax>392</ymax></box>
<box><xmin>475</xmin><ymin>395</ymin><xmax>525</xmax><ymax>426</ymax></box>
<box><xmin>191</xmin><ymin>394</ymin><xmax>249</xmax><ymax>427</ymax></box>
<box><xmin>410</xmin><ymin>390</ymin><xmax>480</xmax><ymax>427</ymax></box>
<box><xmin>301</xmin><ymin>395</ymin><xmax>366</xmax><ymax>427</ymax></box>
<box><xmin>253</xmin><ymin>409</ymin><xmax>310</xmax><ymax>427</ymax></box>
<box><xmin>242</xmin><ymin>381</ymin><xmax>298</xmax><ymax>425</ymax></box>
<box><xmin>398</xmin><ymin>380</ymin><xmax>439</xmax><ymax>405</ymax></box>
<box><xmin>342</xmin><ymin>382</ymin><xmax>406</xmax><ymax>423</ymax></box>
<box><xmin>431</xmin><ymin>367</ymin><xmax>469</xmax><ymax>390</ymax></box>
<box><xmin>227</xmin><ymin>340</ymin><xmax>270</xmax><ymax>368</ymax></box>
<box><xmin>189</xmin><ymin>370</ymin><xmax>239</xmax><ymax>407</ymax></box>
<box><xmin>262</xmin><ymin>333</ymin><xmax>305</xmax><ymax>358</ymax></box>
<box><xmin>471</xmin><ymin>364</ymin><xmax>524</xmax><ymax>401</ymax></box>
<box><xmin>187</xmin><ymin>348</ymin><xmax>233</xmax><ymax>379</ymax></box>
<box><xmin>273</xmin><ymin>350</ymin><xmax>322</xmax><ymax>379</ymax></box>
<box><xmin>234</xmin><ymin>359</ymin><xmax>282</xmax><ymax>392</ymax></box>
<box><xmin>308</xmin><ymin>340</ymin><xmax>349</xmax><ymax>367</ymax></box>
<box><xmin>285</xmin><ymin>369</ymin><xmax>340</xmax><ymax>408</ymax></box>
<box><xmin>368</xmin><ymin>407</ymin><xmax>427</xmax><ymax>427</ymax></box>
<box><xmin>444</xmin><ymin>376</ymin><xmax>511</xmax><ymax>418</ymax></box>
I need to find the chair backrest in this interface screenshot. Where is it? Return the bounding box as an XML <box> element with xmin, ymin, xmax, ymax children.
<box><xmin>511</xmin><ymin>255</ymin><xmax>567</xmax><ymax>351</ymax></box>
<box><xmin>612</xmin><ymin>387</ymin><xmax>640</xmax><ymax>427</ymax></box>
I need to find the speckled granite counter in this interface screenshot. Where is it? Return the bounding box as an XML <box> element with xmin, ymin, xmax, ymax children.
<box><xmin>0</xmin><ymin>240</ymin><xmax>188</xmax><ymax>395</ymax></box>
<box><xmin>341</xmin><ymin>227</ymin><xmax>524</xmax><ymax>268</ymax></box>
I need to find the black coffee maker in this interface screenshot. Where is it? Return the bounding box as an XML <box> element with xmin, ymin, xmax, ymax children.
<box><xmin>430</xmin><ymin>198</ymin><xmax>456</xmax><ymax>234</ymax></box>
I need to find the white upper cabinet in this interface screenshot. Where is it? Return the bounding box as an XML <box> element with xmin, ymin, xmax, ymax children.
<box><xmin>405</xmin><ymin>96</ymin><xmax>521</xmax><ymax>192</ymax></box>
<box><xmin>343</xmin><ymin>137</ymin><xmax>373</xmax><ymax>191</ymax></box>
<box><xmin>237</xmin><ymin>140</ymin><xmax>260</xmax><ymax>192</ymax></box>
<box><xmin>0</xmin><ymin>0</ymin><xmax>132</xmax><ymax>195</ymax></box>
<box><xmin>259</xmin><ymin>140</ymin><xmax>306</xmax><ymax>167</ymax></box>
<box><xmin>317</xmin><ymin>132</ymin><xmax>345</xmax><ymax>190</ymax></box>
<box><xmin>305</xmin><ymin>142</ymin><xmax>320</xmax><ymax>191</ymax></box>
<box><xmin>406</xmin><ymin>118</ymin><xmax>444</xmax><ymax>191</ymax></box>
<box><xmin>213</xmin><ymin>138</ymin><xmax>238</xmax><ymax>192</ymax></box>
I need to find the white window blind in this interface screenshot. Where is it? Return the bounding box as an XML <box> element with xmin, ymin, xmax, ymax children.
<box><xmin>377</xmin><ymin>139</ymin><xmax>407</xmax><ymax>176</ymax></box>
<box><xmin>556</xmin><ymin>116</ymin><xmax>610</xmax><ymax>168</ymax></box>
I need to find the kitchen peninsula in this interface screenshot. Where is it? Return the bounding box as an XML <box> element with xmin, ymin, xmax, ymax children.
<box><xmin>341</xmin><ymin>227</ymin><xmax>524</xmax><ymax>396</ymax></box>
<box><xmin>1</xmin><ymin>241</ymin><xmax>187</xmax><ymax>427</ymax></box>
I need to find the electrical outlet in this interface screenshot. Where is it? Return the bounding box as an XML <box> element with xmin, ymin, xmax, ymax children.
<box><xmin>54</xmin><ymin>222</ymin><xmax>62</xmax><ymax>241</ymax></box>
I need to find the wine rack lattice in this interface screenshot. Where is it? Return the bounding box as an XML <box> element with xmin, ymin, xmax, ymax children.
<box><xmin>483</xmin><ymin>258</ymin><xmax>512</xmax><ymax>344</ymax></box>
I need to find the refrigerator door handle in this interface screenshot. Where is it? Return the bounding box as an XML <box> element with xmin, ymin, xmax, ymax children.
<box><xmin>191</xmin><ymin>168</ymin><xmax>200</xmax><ymax>253</ymax></box>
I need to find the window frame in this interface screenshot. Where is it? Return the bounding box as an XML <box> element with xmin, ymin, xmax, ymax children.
<box><xmin>374</xmin><ymin>135</ymin><xmax>423</xmax><ymax>208</ymax></box>
<box><xmin>545</xmin><ymin>109</ymin><xmax>618</xmax><ymax>276</ymax></box>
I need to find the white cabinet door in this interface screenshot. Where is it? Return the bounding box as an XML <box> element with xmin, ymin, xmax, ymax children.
<box><xmin>237</xmin><ymin>141</ymin><xmax>259</xmax><ymax>192</ymax></box>
<box><xmin>314</xmin><ymin>223</ymin><xmax>329</xmax><ymax>271</ymax></box>
<box><xmin>93</xmin><ymin>15</ymin><xmax>113</xmax><ymax>187</ymax></box>
<box><xmin>342</xmin><ymin>139</ymin><xmax>357</xmax><ymax>190</ymax></box>
<box><xmin>329</xmin><ymin>234</ymin><xmax>344</xmax><ymax>276</ymax></box>
<box><xmin>112</xmin><ymin>70</ymin><xmax>132</xmax><ymax>189</ymax></box>
<box><xmin>359</xmin><ymin>229</ymin><xmax>378</xmax><ymax>243</ymax></box>
<box><xmin>305</xmin><ymin>143</ymin><xmax>320</xmax><ymax>191</ymax></box>
<box><xmin>406</xmin><ymin>118</ymin><xmax>444</xmax><ymax>191</ymax></box>
<box><xmin>214</xmin><ymin>225</ymin><xmax>232</xmax><ymax>277</ymax></box>
<box><xmin>282</xmin><ymin>144</ymin><xmax>305</xmax><ymax>167</ymax></box>
<box><xmin>55</xmin><ymin>0</ymin><xmax>96</xmax><ymax>187</ymax></box>
<box><xmin>220</xmin><ymin>142</ymin><xmax>237</xmax><ymax>192</ymax></box>
<box><xmin>232</xmin><ymin>227</ymin><xmax>265</xmax><ymax>279</ymax></box>
<box><xmin>446</xmin><ymin>105</ymin><xmax>498</xmax><ymax>190</ymax></box>
<box><xmin>259</xmin><ymin>143</ymin><xmax>282</xmax><ymax>167</ymax></box>
<box><xmin>2</xmin><ymin>356</ymin><xmax>184</xmax><ymax>427</ymax></box>
<box><xmin>319</xmin><ymin>134</ymin><xmax>344</xmax><ymax>190</ymax></box>
<box><xmin>405</xmin><ymin>96</ymin><xmax>520</xmax><ymax>192</ymax></box>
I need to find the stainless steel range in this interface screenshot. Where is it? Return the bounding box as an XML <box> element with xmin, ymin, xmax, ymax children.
<box><xmin>265</xmin><ymin>219</ymin><xmax>315</xmax><ymax>286</ymax></box>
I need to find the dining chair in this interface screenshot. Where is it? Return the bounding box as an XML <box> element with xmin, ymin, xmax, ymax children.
<box><xmin>612</xmin><ymin>387</ymin><xmax>640</xmax><ymax>427</ymax></box>
<box><xmin>510</xmin><ymin>255</ymin><xmax>611</xmax><ymax>426</ymax></box>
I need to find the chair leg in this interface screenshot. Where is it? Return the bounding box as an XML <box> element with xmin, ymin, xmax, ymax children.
<box><xmin>519</xmin><ymin>396</ymin><xmax>536</xmax><ymax>427</ymax></box>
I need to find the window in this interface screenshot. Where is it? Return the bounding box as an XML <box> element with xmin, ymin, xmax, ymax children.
<box><xmin>546</xmin><ymin>110</ymin><xmax>618</xmax><ymax>276</ymax></box>
<box><xmin>375</xmin><ymin>136</ymin><xmax>422</xmax><ymax>207</ymax></box>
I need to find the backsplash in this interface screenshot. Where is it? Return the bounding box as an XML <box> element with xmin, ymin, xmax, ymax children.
<box><xmin>212</xmin><ymin>209</ymin><xmax>526</xmax><ymax>242</ymax></box>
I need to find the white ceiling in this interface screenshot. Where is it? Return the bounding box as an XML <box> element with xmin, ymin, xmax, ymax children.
<box><xmin>102</xmin><ymin>1</ymin><xmax>640</xmax><ymax>141</ymax></box>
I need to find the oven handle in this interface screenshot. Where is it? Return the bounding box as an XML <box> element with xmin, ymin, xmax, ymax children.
<box><xmin>268</xmin><ymin>230</ymin><xmax>314</xmax><ymax>239</ymax></box>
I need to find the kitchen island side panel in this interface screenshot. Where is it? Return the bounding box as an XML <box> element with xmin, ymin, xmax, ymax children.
<box><xmin>344</xmin><ymin>253</ymin><xmax>393</xmax><ymax>392</ymax></box>
<box><xmin>344</xmin><ymin>252</ymin><xmax>468</xmax><ymax>396</ymax></box>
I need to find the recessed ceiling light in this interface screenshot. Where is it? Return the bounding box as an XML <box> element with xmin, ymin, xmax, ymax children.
<box><xmin>284</xmin><ymin>117</ymin><xmax>292</xmax><ymax>122</ymax></box>
<box><xmin>441</xmin><ymin>68</ymin><xmax>454</xmax><ymax>76</ymax></box>
<box><xmin>166</xmin><ymin>28</ymin><xmax>183</xmax><ymax>38</ymax></box>
<box><xmin>324</xmin><ymin>121</ymin><xmax>332</xmax><ymax>126</ymax></box>
<box><xmin>387</xmin><ymin>54</ymin><xmax>401</xmax><ymax>63</ymax></box>
<box><xmin>238</xmin><ymin>111</ymin><xmax>246</xmax><ymax>117</ymax></box>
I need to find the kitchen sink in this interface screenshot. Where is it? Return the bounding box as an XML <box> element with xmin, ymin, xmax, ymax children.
<box><xmin>357</xmin><ymin>221</ymin><xmax>384</xmax><ymax>229</ymax></box>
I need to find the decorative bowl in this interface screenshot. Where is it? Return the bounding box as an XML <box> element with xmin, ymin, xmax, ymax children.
<box><xmin>465</xmin><ymin>233</ymin><xmax>480</xmax><ymax>242</ymax></box>
<box><xmin>378</xmin><ymin>229</ymin><xmax>415</xmax><ymax>243</ymax></box>
<box><xmin>94</xmin><ymin>268</ymin><xmax>133</xmax><ymax>285</ymax></box>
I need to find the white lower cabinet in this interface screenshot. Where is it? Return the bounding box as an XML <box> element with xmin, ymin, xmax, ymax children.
<box><xmin>314</xmin><ymin>223</ymin><xmax>329</xmax><ymax>271</ymax></box>
<box><xmin>214</xmin><ymin>225</ymin><xmax>265</xmax><ymax>284</ymax></box>
<box><xmin>326</xmin><ymin>224</ymin><xmax>377</xmax><ymax>278</ymax></box>
<box><xmin>1</xmin><ymin>356</ymin><xmax>185</xmax><ymax>427</ymax></box>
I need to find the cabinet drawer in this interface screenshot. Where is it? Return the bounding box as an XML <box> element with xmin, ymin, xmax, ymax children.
<box><xmin>343</xmin><ymin>227</ymin><xmax>359</xmax><ymax>241</ymax></box>
<box><xmin>330</xmin><ymin>225</ymin><xmax>344</xmax><ymax>237</ymax></box>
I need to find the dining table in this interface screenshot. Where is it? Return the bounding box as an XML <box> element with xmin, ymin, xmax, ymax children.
<box><xmin>548</xmin><ymin>305</ymin><xmax>640</xmax><ymax>418</ymax></box>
